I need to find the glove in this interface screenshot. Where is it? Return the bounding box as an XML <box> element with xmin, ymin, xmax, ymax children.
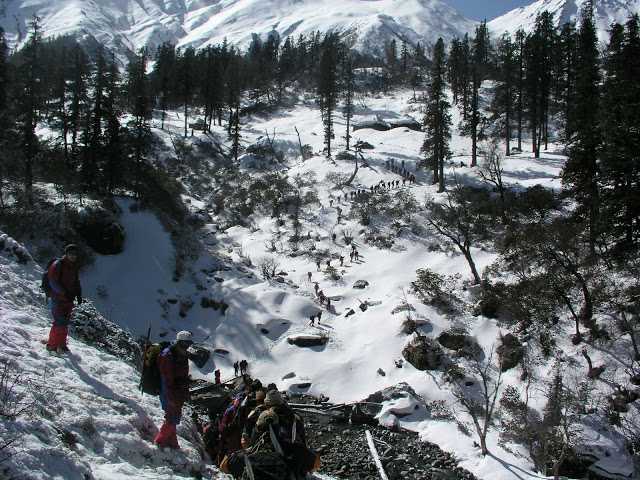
<box><xmin>76</xmin><ymin>295</ymin><xmax>83</xmax><ymax>305</ymax></box>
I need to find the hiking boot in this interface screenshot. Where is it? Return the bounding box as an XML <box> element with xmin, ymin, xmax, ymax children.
<box><xmin>57</xmin><ymin>345</ymin><xmax>70</xmax><ymax>354</ymax></box>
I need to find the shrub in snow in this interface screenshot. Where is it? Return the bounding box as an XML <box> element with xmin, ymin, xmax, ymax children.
<box><xmin>496</xmin><ymin>333</ymin><xmax>524</xmax><ymax>372</ymax></box>
<box><xmin>412</xmin><ymin>268</ymin><xmax>461</xmax><ymax>313</ymax></box>
<box><xmin>402</xmin><ymin>335</ymin><xmax>444</xmax><ymax>371</ymax></box>
<box><xmin>438</xmin><ymin>328</ymin><xmax>483</xmax><ymax>361</ymax></box>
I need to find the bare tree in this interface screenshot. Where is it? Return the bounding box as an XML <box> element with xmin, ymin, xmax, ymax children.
<box><xmin>453</xmin><ymin>346</ymin><xmax>503</xmax><ymax>455</ymax></box>
<box><xmin>478</xmin><ymin>140</ymin><xmax>507</xmax><ymax>222</ymax></box>
<box><xmin>425</xmin><ymin>180</ymin><xmax>489</xmax><ymax>284</ymax></box>
<box><xmin>258</xmin><ymin>256</ymin><xmax>280</xmax><ymax>280</ymax></box>
<box><xmin>0</xmin><ymin>359</ymin><xmax>40</xmax><ymax>463</ymax></box>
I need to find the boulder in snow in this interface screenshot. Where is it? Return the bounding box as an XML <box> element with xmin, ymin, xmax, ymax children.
<box><xmin>287</xmin><ymin>334</ymin><xmax>328</xmax><ymax>348</ymax></box>
<box><xmin>353</xmin><ymin>280</ymin><xmax>369</xmax><ymax>289</ymax></box>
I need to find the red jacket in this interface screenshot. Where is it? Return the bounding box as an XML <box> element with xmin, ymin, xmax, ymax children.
<box><xmin>48</xmin><ymin>257</ymin><xmax>81</xmax><ymax>302</ymax></box>
<box><xmin>158</xmin><ymin>345</ymin><xmax>190</xmax><ymax>405</ymax></box>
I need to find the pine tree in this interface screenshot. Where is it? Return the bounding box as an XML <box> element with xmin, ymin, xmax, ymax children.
<box><xmin>464</xmin><ymin>21</ymin><xmax>490</xmax><ymax>167</ymax></box>
<box><xmin>178</xmin><ymin>47</ymin><xmax>196</xmax><ymax>137</ymax></box>
<box><xmin>491</xmin><ymin>33</ymin><xmax>517</xmax><ymax>156</ymax></box>
<box><xmin>153</xmin><ymin>42</ymin><xmax>176</xmax><ymax>130</ymax></box>
<box><xmin>342</xmin><ymin>55</ymin><xmax>355</xmax><ymax>151</ymax></box>
<box><xmin>15</xmin><ymin>16</ymin><xmax>43</xmax><ymax>206</ymax></box>
<box><xmin>318</xmin><ymin>33</ymin><xmax>339</xmax><ymax>158</ymax></box>
<box><xmin>400</xmin><ymin>40</ymin><xmax>410</xmax><ymax>79</ymax></box>
<box><xmin>126</xmin><ymin>48</ymin><xmax>152</xmax><ymax>197</ymax></box>
<box><xmin>69</xmin><ymin>43</ymin><xmax>89</xmax><ymax>163</ymax></box>
<box><xmin>104</xmin><ymin>56</ymin><xmax>122</xmax><ymax>194</ymax></box>
<box><xmin>421</xmin><ymin>38</ymin><xmax>451</xmax><ymax>193</ymax></box>
<box><xmin>600</xmin><ymin>16</ymin><xmax>640</xmax><ymax>248</ymax></box>
<box><xmin>558</xmin><ymin>22</ymin><xmax>577</xmax><ymax>142</ymax></box>
<box><xmin>524</xmin><ymin>12</ymin><xmax>556</xmax><ymax>157</ymax></box>
<box><xmin>83</xmin><ymin>45</ymin><xmax>106</xmax><ymax>191</ymax></box>
<box><xmin>515</xmin><ymin>29</ymin><xmax>525</xmax><ymax>151</ymax></box>
<box><xmin>562</xmin><ymin>1</ymin><xmax>601</xmax><ymax>254</ymax></box>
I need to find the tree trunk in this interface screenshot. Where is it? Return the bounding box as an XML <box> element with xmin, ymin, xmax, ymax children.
<box><xmin>462</xmin><ymin>247</ymin><xmax>481</xmax><ymax>284</ymax></box>
<box><xmin>183</xmin><ymin>100</ymin><xmax>188</xmax><ymax>138</ymax></box>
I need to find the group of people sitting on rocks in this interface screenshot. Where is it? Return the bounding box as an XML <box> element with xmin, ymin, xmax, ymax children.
<box><xmin>196</xmin><ymin>377</ymin><xmax>319</xmax><ymax>479</ymax></box>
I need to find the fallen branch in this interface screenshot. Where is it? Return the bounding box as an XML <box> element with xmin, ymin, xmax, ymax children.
<box><xmin>365</xmin><ymin>429</ymin><xmax>390</xmax><ymax>480</ymax></box>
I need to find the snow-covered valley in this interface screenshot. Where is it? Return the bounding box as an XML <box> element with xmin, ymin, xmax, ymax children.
<box><xmin>2</xmin><ymin>87</ymin><xmax>634</xmax><ymax>479</ymax></box>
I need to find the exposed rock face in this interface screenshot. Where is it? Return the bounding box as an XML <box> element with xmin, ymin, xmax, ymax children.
<box><xmin>75</xmin><ymin>206</ymin><xmax>125</xmax><ymax>255</ymax></box>
<box><xmin>353</xmin><ymin>279</ymin><xmax>370</xmax><ymax>289</ymax></box>
<box><xmin>71</xmin><ymin>302</ymin><xmax>141</xmax><ymax>365</ymax></box>
<box><xmin>402</xmin><ymin>335</ymin><xmax>444</xmax><ymax>371</ymax></box>
<box><xmin>497</xmin><ymin>333</ymin><xmax>524</xmax><ymax>371</ymax></box>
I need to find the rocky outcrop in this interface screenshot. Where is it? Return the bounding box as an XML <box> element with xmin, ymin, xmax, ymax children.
<box><xmin>353</xmin><ymin>280</ymin><xmax>369</xmax><ymax>289</ymax></box>
<box><xmin>71</xmin><ymin>302</ymin><xmax>141</xmax><ymax>365</ymax></box>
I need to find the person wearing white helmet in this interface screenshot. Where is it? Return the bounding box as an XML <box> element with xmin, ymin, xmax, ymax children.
<box><xmin>154</xmin><ymin>330</ymin><xmax>193</xmax><ymax>449</ymax></box>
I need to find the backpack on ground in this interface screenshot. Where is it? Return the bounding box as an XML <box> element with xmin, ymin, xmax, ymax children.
<box><xmin>41</xmin><ymin>258</ymin><xmax>60</xmax><ymax>298</ymax></box>
<box><xmin>140</xmin><ymin>342</ymin><xmax>170</xmax><ymax>395</ymax></box>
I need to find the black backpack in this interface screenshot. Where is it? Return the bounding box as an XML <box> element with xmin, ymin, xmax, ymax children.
<box><xmin>41</xmin><ymin>258</ymin><xmax>61</xmax><ymax>297</ymax></box>
<box><xmin>140</xmin><ymin>342</ymin><xmax>170</xmax><ymax>396</ymax></box>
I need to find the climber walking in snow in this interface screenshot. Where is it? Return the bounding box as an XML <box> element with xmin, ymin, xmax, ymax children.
<box><xmin>45</xmin><ymin>244</ymin><xmax>82</xmax><ymax>354</ymax></box>
<box><xmin>154</xmin><ymin>331</ymin><xmax>193</xmax><ymax>450</ymax></box>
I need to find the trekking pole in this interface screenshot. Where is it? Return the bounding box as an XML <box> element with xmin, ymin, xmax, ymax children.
<box><xmin>139</xmin><ymin>321</ymin><xmax>152</xmax><ymax>395</ymax></box>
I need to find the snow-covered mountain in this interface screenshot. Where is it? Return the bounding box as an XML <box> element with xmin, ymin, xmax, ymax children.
<box><xmin>0</xmin><ymin>0</ymin><xmax>476</xmax><ymax>60</ymax></box>
<box><xmin>488</xmin><ymin>0</ymin><xmax>640</xmax><ymax>42</ymax></box>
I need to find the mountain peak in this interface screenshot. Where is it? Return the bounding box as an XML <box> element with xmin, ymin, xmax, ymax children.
<box><xmin>488</xmin><ymin>0</ymin><xmax>640</xmax><ymax>41</ymax></box>
<box><xmin>0</xmin><ymin>0</ymin><xmax>475</xmax><ymax>60</ymax></box>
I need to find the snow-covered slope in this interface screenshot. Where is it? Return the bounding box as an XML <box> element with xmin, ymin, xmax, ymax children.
<box><xmin>72</xmin><ymin>85</ymin><xmax>637</xmax><ymax>480</ymax></box>
<box><xmin>0</xmin><ymin>233</ymin><xmax>226</xmax><ymax>480</ymax></box>
<box><xmin>488</xmin><ymin>0</ymin><xmax>640</xmax><ymax>42</ymax></box>
<box><xmin>0</xmin><ymin>0</ymin><xmax>475</xmax><ymax>60</ymax></box>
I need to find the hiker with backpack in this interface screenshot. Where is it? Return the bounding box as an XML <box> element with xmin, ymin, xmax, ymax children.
<box><xmin>154</xmin><ymin>331</ymin><xmax>193</xmax><ymax>450</ymax></box>
<box><xmin>44</xmin><ymin>244</ymin><xmax>83</xmax><ymax>354</ymax></box>
<box><xmin>240</xmin><ymin>359</ymin><xmax>248</xmax><ymax>375</ymax></box>
<box><xmin>223</xmin><ymin>390</ymin><xmax>318</xmax><ymax>479</ymax></box>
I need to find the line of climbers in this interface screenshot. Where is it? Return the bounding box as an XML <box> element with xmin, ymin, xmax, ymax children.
<box><xmin>141</xmin><ymin>331</ymin><xmax>319</xmax><ymax>479</ymax></box>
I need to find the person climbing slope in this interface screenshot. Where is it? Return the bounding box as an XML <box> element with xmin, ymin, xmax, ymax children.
<box><xmin>154</xmin><ymin>331</ymin><xmax>193</xmax><ymax>450</ymax></box>
<box><xmin>45</xmin><ymin>244</ymin><xmax>83</xmax><ymax>354</ymax></box>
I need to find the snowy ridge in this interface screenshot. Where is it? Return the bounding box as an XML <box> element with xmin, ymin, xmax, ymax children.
<box><xmin>0</xmin><ymin>0</ymin><xmax>475</xmax><ymax>60</ymax></box>
<box><xmin>0</xmin><ymin>232</ymin><xmax>226</xmax><ymax>480</ymax></box>
<box><xmin>488</xmin><ymin>0</ymin><xmax>640</xmax><ymax>41</ymax></box>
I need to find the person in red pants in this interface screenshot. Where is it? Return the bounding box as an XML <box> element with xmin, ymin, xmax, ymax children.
<box><xmin>154</xmin><ymin>331</ymin><xmax>193</xmax><ymax>449</ymax></box>
<box><xmin>46</xmin><ymin>244</ymin><xmax>82</xmax><ymax>354</ymax></box>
